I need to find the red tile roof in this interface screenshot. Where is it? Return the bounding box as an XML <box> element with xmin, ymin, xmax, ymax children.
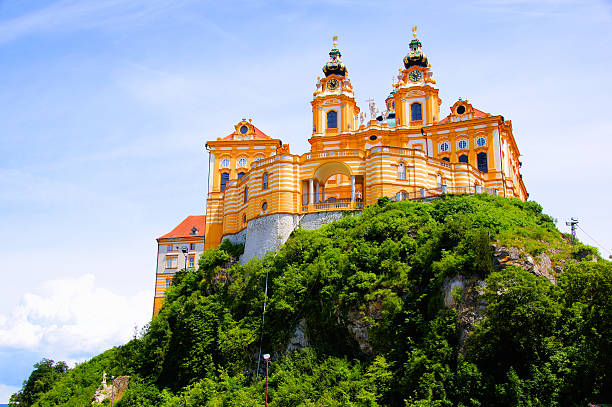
<box><xmin>158</xmin><ymin>215</ymin><xmax>206</xmax><ymax>240</ymax></box>
<box><xmin>438</xmin><ymin>108</ymin><xmax>489</xmax><ymax>124</ymax></box>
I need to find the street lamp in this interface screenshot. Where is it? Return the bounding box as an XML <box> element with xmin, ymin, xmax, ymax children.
<box><xmin>263</xmin><ymin>354</ymin><xmax>270</xmax><ymax>407</ymax></box>
<box><xmin>111</xmin><ymin>376</ymin><xmax>115</xmax><ymax>407</ymax></box>
<box><xmin>181</xmin><ymin>246</ymin><xmax>188</xmax><ymax>270</ymax></box>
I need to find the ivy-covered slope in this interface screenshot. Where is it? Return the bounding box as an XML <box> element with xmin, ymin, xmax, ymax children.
<box><xmin>12</xmin><ymin>195</ymin><xmax>612</xmax><ymax>407</ymax></box>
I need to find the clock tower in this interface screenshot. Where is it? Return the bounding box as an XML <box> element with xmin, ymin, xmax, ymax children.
<box><xmin>311</xmin><ymin>36</ymin><xmax>360</xmax><ymax>139</ymax></box>
<box><xmin>393</xmin><ymin>27</ymin><xmax>441</xmax><ymax>128</ymax></box>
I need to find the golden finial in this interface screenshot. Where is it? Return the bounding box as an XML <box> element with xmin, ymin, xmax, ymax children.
<box><xmin>412</xmin><ymin>26</ymin><xmax>418</xmax><ymax>38</ymax></box>
<box><xmin>333</xmin><ymin>35</ymin><xmax>338</xmax><ymax>47</ymax></box>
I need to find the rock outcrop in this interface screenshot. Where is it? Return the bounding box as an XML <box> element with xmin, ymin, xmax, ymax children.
<box><xmin>92</xmin><ymin>375</ymin><xmax>130</xmax><ymax>404</ymax></box>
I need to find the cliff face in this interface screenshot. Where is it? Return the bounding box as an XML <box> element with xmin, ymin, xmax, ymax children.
<box><xmin>14</xmin><ymin>195</ymin><xmax>611</xmax><ymax>407</ymax></box>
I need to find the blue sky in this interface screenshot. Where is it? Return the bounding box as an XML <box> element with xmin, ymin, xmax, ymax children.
<box><xmin>0</xmin><ymin>0</ymin><xmax>611</xmax><ymax>402</ymax></box>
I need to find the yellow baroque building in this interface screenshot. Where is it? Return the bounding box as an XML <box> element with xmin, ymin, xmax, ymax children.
<box><xmin>204</xmin><ymin>32</ymin><xmax>527</xmax><ymax>260</ymax></box>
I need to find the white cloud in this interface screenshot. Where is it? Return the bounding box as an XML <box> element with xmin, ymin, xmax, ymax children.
<box><xmin>0</xmin><ymin>274</ymin><xmax>150</xmax><ymax>357</ymax></box>
<box><xmin>0</xmin><ymin>384</ymin><xmax>20</xmax><ymax>404</ymax></box>
<box><xmin>0</xmin><ymin>0</ymin><xmax>190</xmax><ymax>44</ymax></box>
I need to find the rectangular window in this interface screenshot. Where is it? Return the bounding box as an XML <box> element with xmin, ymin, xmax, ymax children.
<box><xmin>166</xmin><ymin>278</ymin><xmax>172</xmax><ymax>288</ymax></box>
<box><xmin>166</xmin><ymin>256</ymin><xmax>177</xmax><ymax>269</ymax></box>
<box><xmin>166</xmin><ymin>244</ymin><xmax>173</xmax><ymax>252</ymax></box>
<box><xmin>189</xmin><ymin>243</ymin><xmax>196</xmax><ymax>251</ymax></box>
<box><xmin>189</xmin><ymin>256</ymin><xmax>195</xmax><ymax>268</ymax></box>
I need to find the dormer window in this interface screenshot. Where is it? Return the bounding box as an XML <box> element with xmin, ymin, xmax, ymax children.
<box><xmin>240</xmin><ymin>125</ymin><xmax>248</xmax><ymax>134</ymax></box>
<box><xmin>327</xmin><ymin>110</ymin><xmax>338</xmax><ymax>129</ymax></box>
<box><xmin>190</xmin><ymin>227</ymin><xmax>198</xmax><ymax>235</ymax></box>
<box><xmin>456</xmin><ymin>105</ymin><xmax>466</xmax><ymax>115</ymax></box>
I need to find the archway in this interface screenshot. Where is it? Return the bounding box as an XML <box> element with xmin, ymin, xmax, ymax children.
<box><xmin>302</xmin><ymin>161</ymin><xmax>364</xmax><ymax>209</ymax></box>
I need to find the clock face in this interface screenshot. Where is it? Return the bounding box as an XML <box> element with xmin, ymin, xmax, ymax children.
<box><xmin>327</xmin><ymin>78</ymin><xmax>339</xmax><ymax>90</ymax></box>
<box><xmin>409</xmin><ymin>70</ymin><xmax>422</xmax><ymax>82</ymax></box>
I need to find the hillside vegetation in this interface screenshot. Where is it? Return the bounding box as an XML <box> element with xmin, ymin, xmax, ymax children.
<box><xmin>11</xmin><ymin>194</ymin><xmax>612</xmax><ymax>406</ymax></box>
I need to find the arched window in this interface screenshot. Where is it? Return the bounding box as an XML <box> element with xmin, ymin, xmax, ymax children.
<box><xmin>395</xmin><ymin>191</ymin><xmax>408</xmax><ymax>201</ymax></box>
<box><xmin>238</xmin><ymin>157</ymin><xmax>247</xmax><ymax>167</ymax></box>
<box><xmin>411</xmin><ymin>103</ymin><xmax>422</xmax><ymax>121</ymax></box>
<box><xmin>238</xmin><ymin>172</ymin><xmax>245</xmax><ymax>179</ymax></box>
<box><xmin>327</xmin><ymin>110</ymin><xmax>338</xmax><ymax>129</ymax></box>
<box><xmin>442</xmin><ymin>157</ymin><xmax>450</xmax><ymax>162</ymax></box>
<box><xmin>477</xmin><ymin>152</ymin><xmax>488</xmax><ymax>173</ymax></box>
<box><xmin>221</xmin><ymin>158</ymin><xmax>230</xmax><ymax>168</ymax></box>
<box><xmin>262</xmin><ymin>172</ymin><xmax>269</xmax><ymax>189</ymax></box>
<box><xmin>244</xmin><ymin>187</ymin><xmax>248</xmax><ymax>203</ymax></box>
<box><xmin>398</xmin><ymin>162</ymin><xmax>406</xmax><ymax>180</ymax></box>
<box><xmin>476</xmin><ymin>137</ymin><xmax>487</xmax><ymax>147</ymax></box>
<box><xmin>458</xmin><ymin>139</ymin><xmax>468</xmax><ymax>150</ymax></box>
<box><xmin>440</xmin><ymin>142</ymin><xmax>449</xmax><ymax>152</ymax></box>
<box><xmin>458</xmin><ymin>154</ymin><xmax>469</xmax><ymax>163</ymax></box>
<box><xmin>220</xmin><ymin>172</ymin><xmax>229</xmax><ymax>192</ymax></box>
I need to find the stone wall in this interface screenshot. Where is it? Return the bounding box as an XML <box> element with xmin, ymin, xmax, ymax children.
<box><xmin>222</xmin><ymin>210</ymin><xmax>361</xmax><ymax>263</ymax></box>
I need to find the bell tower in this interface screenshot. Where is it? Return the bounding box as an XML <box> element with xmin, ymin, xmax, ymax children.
<box><xmin>393</xmin><ymin>27</ymin><xmax>441</xmax><ymax>128</ymax></box>
<box><xmin>311</xmin><ymin>36</ymin><xmax>360</xmax><ymax>138</ymax></box>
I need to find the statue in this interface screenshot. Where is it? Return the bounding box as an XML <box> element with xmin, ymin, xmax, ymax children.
<box><xmin>367</xmin><ymin>99</ymin><xmax>378</xmax><ymax>120</ymax></box>
<box><xmin>359</xmin><ymin>111</ymin><xmax>365</xmax><ymax>125</ymax></box>
<box><xmin>102</xmin><ymin>372</ymin><xmax>107</xmax><ymax>386</ymax></box>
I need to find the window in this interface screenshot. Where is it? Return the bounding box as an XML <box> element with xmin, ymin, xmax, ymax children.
<box><xmin>458</xmin><ymin>139</ymin><xmax>468</xmax><ymax>150</ymax></box>
<box><xmin>166</xmin><ymin>256</ymin><xmax>177</xmax><ymax>269</ymax></box>
<box><xmin>221</xmin><ymin>158</ymin><xmax>230</xmax><ymax>168</ymax></box>
<box><xmin>166</xmin><ymin>244</ymin><xmax>174</xmax><ymax>252</ymax></box>
<box><xmin>442</xmin><ymin>157</ymin><xmax>450</xmax><ymax>162</ymax></box>
<box><xmin>458</xmin><ymin>154</ymin><xmax>469</xmax><ymax>163</ymax></box>
<box><xmin>263</xmin><ymin>172</ymin><xmax>269</xmax><ymax>189</ymax></box>
<box><xmin>398</xmin><ymin>162</ymin><xmax>406</xmax><ymax>180</ymax></box>
<box><xmin>190</xmin><ymin>227</ymin><xmax>197</xmax><ymax>235</ymax></box>
<box><xmin>262</xmin><ymin>201</ymin><xmax>268</xmax><ymax>211</ymax></box>
<box><xmin>238</xmin><ymin>157</ymin><xmax>247</xmax><ymax>167</ymax></box>
<box><xmin>440</xmin><ymin>142</ymin><xmax>449</xmax><ymax>152</ymax></box>
<box><xmin>220</xmin><ymin>172</ymin><xmax>229</xmax><ymax>192</ymax></box>
<box><xmin>238</xmin><ymin>172</ymin><xmax>245</xmax><ymax>179</ymax></box>
<box><xmin>244</xmin><ymin>187</ymin><xmax>248</xmax><ymax>203</ymax></box>
<box><xmin>395</xmin><ymin>191</ymin><xmax>407</xmax><ymax>201</ymax></box>
<box><xmin>477</xmin><ymin>152</ymin><xmax>488</xmax><ymax>173</ymax></box>
<box><xmin>476</xmin><ymin>137</ymin><xmax>487</xmax><ymax>147</ymax></box>
<box><xmin>240</xmin><ymin>125</ymin><xmax>248</xmax><ymax>134</ymax></box>
<box><xmin>327</xmin><ymin>110</ymin><xmax>338</xmax><ymax>129</ymax></box>
<box><xmin>411</xmin><ymin>103</ymin><xmax>422</xmax><ymax>121</ymax></box>
<box><xmin>456</xmin><ymin>105</ymin><xmax>466</xmax><ymax>115</ymax></box>
<box><xmin>189</xmin><ymin>243</ymin><xmax>196</xmax><ymax>251</ymax></box>
<box><xmin>189</xmin><ymin>256</ymin><xmax>195</xmax><ymax>268</ymax></box>
<box><xmin>243</xmin><ymin>214</ymin><xmax>247</xmax><ymax>224</ymax></box>
<box><xmin>166</xmin><ymin>278</ymin><xmax>172</xmax><ymax>288</ymax></box>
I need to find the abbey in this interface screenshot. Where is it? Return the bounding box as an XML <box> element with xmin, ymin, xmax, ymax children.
<box><xmin>153</xmin><ymin>30</ymin><xmax>527</xmax><ymax>314</ymax></box>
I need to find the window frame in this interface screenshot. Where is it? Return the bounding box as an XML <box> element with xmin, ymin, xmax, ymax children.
<box><xmin>220</xmin><ymin>172</ymin><xmax>229</xmax><ymax>192</ymax></box>
<box><xmin>326</xmin><ymin>110</ymin><xmax>338</xmax><ymax>129</ymax></box>
<box><xmin>410</xmin><ymin>102</ymin><xmax>423</xmax><ymax>121</ymax></box>
<box><xmin>397</xmin><ymin>162</ymin><xmax>406</xmax><ymax>180</ymax></box>
<box><xmin>262</xmin><ymin>172</ymin><xmax>269</xmax><ymax>189</ymax></box>
<box><xmin>440</xmin><ymin>142</ymin><xmax>449</xmax><ymax>152</ymax></box>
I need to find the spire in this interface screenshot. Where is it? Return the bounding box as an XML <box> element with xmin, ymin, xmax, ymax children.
<box><xmin>323</xmin><ymin>35</ymin><xmax>347</xmax><ymax>77</ymax></box>
<box><xmin>404</xmin><ymin>26</ymin><xmax>429</xmax><ymax>69</ymax></box>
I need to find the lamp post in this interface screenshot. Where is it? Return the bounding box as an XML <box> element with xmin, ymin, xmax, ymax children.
<box><xmin>263</xmin><ymin>354</ymin><xmax>270</xmax><ymax>407</ymax></box>
<box><xmin>111</xmin><ymin>375</ymin><xmax>115</xmax><ymax>407</ymax></box>
<box><xmin>181</xmin><ymin>246</ymin><xmax>188</xmax><ymax>270</ymax></box>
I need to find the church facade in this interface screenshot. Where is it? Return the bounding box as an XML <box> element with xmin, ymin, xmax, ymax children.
<box><xmin>203</xmin><ymin>30</ymin><xmax>528</xmax><ymax>255</ymax></box>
